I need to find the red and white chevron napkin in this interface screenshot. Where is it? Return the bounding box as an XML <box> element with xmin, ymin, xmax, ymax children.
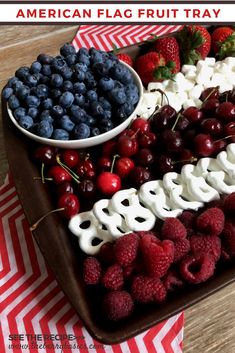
<box><xmin>0</xmin><ymin>25</ymin><xmax>184</xmax><ymax>353</ymax></box>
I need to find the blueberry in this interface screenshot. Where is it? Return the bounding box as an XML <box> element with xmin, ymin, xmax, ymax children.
<box><xmin>74</xmin><ymin>70</ymin><xmax>85</xmax><ymax>82</ymax></box>
<box><xmin>60</xmin><ymin>66</ymin><xmax>73</xmax><ymax>80</ymax></box>
<box><xmin>52</xmin><ymin>56</ymin><xmax>67</xmax><ymax>72</ymax></box>
<box><xmin>110</xmin><ymin>64</ymin><xmax>127</xmax><ymax>81</ymax></box>
<box><xmin>125</xmin><ymin>84</ymin><xmax>139</xmax><ymax>105</ymax></box>
<box><xmin>40</xmin><ymin>75</ymin><xmax>50</xmax><ymax>85</ymax></box>
<box><xmin>62</xmin><ymin>80</ymin><xmax>73</xmax><ymax>92</ymax></box>
<box><xmin>99</xmin><ymin>97</ymin><xmax>112</xmax><ymax>111</ymax></box>
<box><xmin>108</xmin><ymin>53</ymin><xmax>119</xmax><ymax>62</ymax></box>
<box><xmin>50</xmin><ymin>89</ymin><xmax>62</xmax><ymax>100</ymax></box>
<box><xmin>90</xmin><ymin>51</ymin><xmax>103</xmax><ymax>64</ymax></box>
<box><xmin>7</xmin><ymin>76</ymin><xmax>20</xmax><ymax>88</ymax></box>
<box><xmin>90</xmin><ymin>101</ymin><xmax>104</xmax><ymax>117</ymax></box>
<box><xmin>86</xmin><ymin>90</ymin><xmax>98</xmax><ymax>102</ymax></box>
<box><xmin>77</xmin><ymin>54</ymin><xmax>90</xmax><ymax>66</ymax></box>
<box><xmin>74</xmin><ymin>62</ymin><xmax>88</xmax><ymax>73</ymax></box>
<box><xmin>8</xmin><ymin>95</ymin><xmax>20</xmax><ymax>110</ymax></box>
<box><xmin>116</xmin><ymin>102</ymin><xmax>134</xmax><ymax>120</ymax></box>
<box><xmin>100</xmin><ymin>125</ymin><xmax>113</xmax><ymax>133</ymax></box>
<box><xmin>37</xmin><ymin>120</ymin><xmax>53</xmax><ymax>138</ymax></box>
<box><xmin>92</xmin><ymin>62</ymin><xmax>109</xmax><ymax>77</ymax></box>
<box><xmin>99</xmin><ymin>118</ymin><xmax>113</xmax><ymax>129</ymax></box>
<box><xmin>73</xmin><ymin>123</ymin><xmax>90</xmax><ymax>139</ymax></box>
<box><xmin>35</xmin><ymin>84</ymin><xmax>49</xmax><ymax>99</ymax></box>
<box><xmin>2</xmin><ymin>87</ymin><xmax>13</xmax><ymax>99</ymax></box>
<box><xmin>12</xmin><ymin>80</ymin><xmax>23</xmax><ymax>91</ymax></box>
<box><xmin>25</xmin><ymin>74</ymin><xmax>38</xmax><ymax>87</ymax></box>
<box><xmin>15</xmin><ymin>67</ymin><xmax>30</xmax><ymax>80</ymax></box>
<box><xmin>52</xmin><ymin>128</ymin><xmax>69</xmax><ymax>140</ymax></box>
<box><xmin>119</xmin><ymin>69</ymin><xmax>133</xmax><ymax>84</ymax></box>
<box><xmin>40</xmin><ymin>110</ymin><xmax>50</xmax><ymax>119</ymax></box>
<box><xmin>60</xmin><ymin>43</ymin><xmax>76</xmax><ymax>57</ymax></box>
<box><xmin>99</xmin><ymin>77</ymin><xmax>115</xmax><ymax>91</ymax></box>
<box><xmin>28</xmin><ymin>107</ymin><xmax>39</xmax><ymax>119</ymax></box>
<box><xmin>59</xmin><ymin>91</ymin><xmax>74</xmax><ymax>108</ymax></box>
<box><xmin>42</xmin><ymin>65</ymin><xmax>52</xmax><ymax>76</ymax></box>
<box><xmin>84</xmin><ymin>72</ymin><xmax>97</xmax><ymax>89</ymax></box>
<box><xmin>37</xmin><ymin>54</ymin><xmax>53</xmax><ymax>65</ymax></box>
<box><xmin>59</xmin><ymin>115</ymin><xmax>75</xmax><ymax>132</ymax></box>
<box><xmin>65</xmin><ymin>54</ymin><xmax>77</xmax><ymax>67</ymax></box>
<box><xmin>104</xmin><ymin>59</ymin><xmax>115</xmax><ymax>70</ymax></box>
<box><xmin>91</xmin><ymin>127</ymin><xmax>100</xmax><ymax>136</ymax></box>
<box><xmin>13</xmin><ymin>107</ymin><xmax>26</xmax><ymax>120</ymax></box>
<box><xmin>70</xmin><ymin>105</ymin><xmax>86</xmax><ymax>123</ymax></box>
<box><xmin>41</xmin><ymin>98</ymin><xmax>53</xmax><ymax>110</ymax></box>
<box><xmin>103</xmin><ymin>110</ymin><xmax>112</xmax><ymax>119</ymax></box>
<box><xmin>40</xmin><ymin>115</ymin><xmax>54</xmax><ymax>124</ymax></box>
<box><xmin>51</xmin><ymin>105</ymin><xmax>64</xmax><ymax>118</ymax></box>
<box><xmin>74</xmin><ymin>93</ymin><xmax>85</xmax><ymax>106</ymax></box>
<box><xmin>30</xmin><ymin>61</ymin><xmax>42</xmax><ymax>74</ymax></box>
<box><xmin>74</xmin><ymin>82</ymin><xmax>86</xmax><ymax>94</ymax></box>
<box><xmin>109</xmin><ymin>86</ymin><xmax>127</xmax><ymax>104</ymax></box>
<box><xmin>50</xmin><ymin>73</ymin><xmax>63</xmax><ymax>88</ymax></box>
<box><xmin>78</xmin><ymin>47</ymin><xmax>89</xmax><ymax>56</ymax></box>
<box><xmin>19</xmin><ymin>115</ymin><xmax>34</xmax><ymax>130</ymax></box>
<box><xmin>26</xmin><ymin>95</ymin><xmax>40</xmax><ymax>108</ymax></box>
<box><xmin>85</xmin><ymin>114</ymin><xmax>96</xmax><ymax>126</ymax></box>
<box><xmin>15</xmin><ymin>85</ymin><xmax>30</xmax><ymax>100</ymax></box>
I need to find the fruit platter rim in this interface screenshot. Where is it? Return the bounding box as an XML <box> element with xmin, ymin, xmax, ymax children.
<box><xmin>7</xmin><ymin>62</ymin><xmax>144</xmax><ymax>149</ymax></box>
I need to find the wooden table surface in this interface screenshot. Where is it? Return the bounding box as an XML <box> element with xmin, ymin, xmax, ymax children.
<box><xmin>1</xmin><ymin>25</ymin><xmax>235</xmax><ymax>352</ymax></box>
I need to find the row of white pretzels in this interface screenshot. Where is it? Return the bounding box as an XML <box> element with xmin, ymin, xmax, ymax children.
<box><xmin>69</xmin><ymin>143</ymin><xmax>235</xmax><ymax>255</ymax></box>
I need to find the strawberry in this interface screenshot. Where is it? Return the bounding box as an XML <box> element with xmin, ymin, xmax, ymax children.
<box><xmin>151</xmin><ymin>36</ymin><xmax>181</xmax><ymax>73</ymax></box>
<box><xmin>211</xmin><ymin>26</ymin><xmax>235</xmax><ymax>59</ymax></box>
<box><xmin>116</xmin><ymin>53</ymin><xmax>133</xmax><ymax>67</ymax></box>
<box><xmin>177</xmin><ymin>25</ymin><xmax>211</xmax><ymax>65</ymax></box>
<box><xmin>135</xmin><ymin>52</ymin><xmax>175</xmax><ymax>85</ymax></box>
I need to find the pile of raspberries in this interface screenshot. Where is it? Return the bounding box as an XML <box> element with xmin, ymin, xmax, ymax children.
<box><xmin>83</xmin><ymin>192</ymin><xmax>235</xmax><ymax>321</ymax></box>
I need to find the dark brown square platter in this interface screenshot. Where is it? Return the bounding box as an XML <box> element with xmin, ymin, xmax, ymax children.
<box><xmin>2</xmin><ymin>30</ymin><xmax>235</xmax><ymax>344</ymax></box>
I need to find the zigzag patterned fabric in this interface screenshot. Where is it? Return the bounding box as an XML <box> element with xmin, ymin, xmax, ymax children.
<box><xmin>0</xmin><ymin>25</ymin><xmax>185</xmax><ymax>353</ymax></box>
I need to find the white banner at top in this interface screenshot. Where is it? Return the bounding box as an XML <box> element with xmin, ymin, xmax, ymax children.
<box><xmin>0</xmin><ymin>3</ymin><xmax>233</xmax><ymax>23</ymax></box>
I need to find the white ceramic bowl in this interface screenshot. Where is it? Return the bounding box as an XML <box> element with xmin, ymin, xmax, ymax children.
<box><xmin>8</xmin><ymin>63</ymin><xmax>144</xmax><ymax>149</ymax></box>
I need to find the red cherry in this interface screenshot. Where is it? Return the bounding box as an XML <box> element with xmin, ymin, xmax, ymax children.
<box><xmin>180</xmin><ymin>149</ymin><xmax>197</xmax><ymax>164</ymax></box>
<box><xmin>138</xmin><ymin>131</ymin><xmax>157</xmax><ymax>148</ymax></box>
<box><xmin>48</xmin><ymin>165</ymin><xmax>72</xmax><ymax>184</ymax></box>
<box><xmin>200</xmin><ymin>118</ymin><xmax>223</xmax><ymax>136</ymax></box>
<box><xmin>76</xmin><ymin>158</ymin><xmax>95</xmax><ymax>179</ymax></box>
<box><xmin>77</xmin><ymin>179</ymin><xmax>96</xmax><ymax>199</ymax></box>
<box><xmin>161</xmin><ymin>130</ymin><xmax>183</xmax><ymax>153</ymax></box>
<box><xmin>114</xmin><ymin>157</ymin><xmax>134</xmax><ymax>178</ymax></box>
<box><xmin>200</xmin><ymin>87</ymin><xmax>220</xmax><ymax>101</ymax></box>
<box><xmin>131</xmin><ymin>117</ymin><xmax>150</xmax><ymax>133</ymax></box>
<box><xmin>193</xmin><ymin>134</ymin><xmax>215</xmax><ymax>157</ymax></box>
<box><xmin>158</xmin><ymin>155</ymin><xmax>174</xmax><ymax>174</ymax></box>
<box><xmin>213</xmin><ymin>139</ymin><xmax>227</xmax><ymax>154</ymax></box>
<box><xmin>97</xmin><ymin>156</ymin><xmax>112</xmax><ymax>172</ymax></box>
<box><xmin>183</xmin><ymin>107</ymin><xmax>203</xmax><ymax>124</ymax></box>
<box><xmin>57</xmin><ymin>182</ymin><xmax>74</xmax><ymax>197</ymax></box>
<box><xmin>135</xmin><ymin>148</ymin><xmax>154</xmax><ymax>167</ymax></box>
<box><xmin>119</xmin><ymin>128</ymin><xmax>136</xmax><ymax>138</ymax></box>
<box><xmin>61</xmin><ymin>149</ymin><xmax>80</xmax><ymax>168</ymax></box>
<box><xmin>96</xmin><ymin>172</ymin><xmax>121</xmax><ymax>196</ymax></box>
<box><xmin>201</xmin><ymin>98</ymin><xmax>220</xmax><ymax>114</ymax></box>
<box><xmin>224</xmin><ymin>121</ymin><xmax>235</xmax><ymax>136</ymax></box>
<box><xmin>33</xmin><ymin>145</ymin><xmax>56</xmax><ymax>165</ymax></box>
<box><xmin>58</xmin><ymin>193</ymin><xmax>80</xmax><ymax>218</ymax></box>
<box><xmin>130</xmin><ymin>166</ymin><xmax>151</xmax><ymax>188</ymax></box>
<box><xmin>117</xmin><ymin>135</ymin><xmax>138</xmax><ymax>157</ymax></box>
<box><xmin>102</xmin><ymin>140</ymin><xmax>117</xmax><ymax>156</ymax></box>
<box><xmin>216</xmin><ymin>102</ymin><xmax>235</xmax><ymax>121</ymax></box>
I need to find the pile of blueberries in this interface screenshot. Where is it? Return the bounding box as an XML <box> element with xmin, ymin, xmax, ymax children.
<box><xmin>2</xmin><ymin>44</ymin><xmax>139</xmax><ymax>140</ymax></box>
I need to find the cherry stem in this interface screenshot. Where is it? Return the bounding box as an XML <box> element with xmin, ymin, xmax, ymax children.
<box><xmin>41</xmin><ymin>163</ymin><xmax>45</xmax><ymax>184</ymax></box>
<box><xmin>214</xmin><ymin>135</ymin><xmax>233</xmax><ymax>143</ymax></box>
<box><xmin>173</xmin><ymin>157</ymin><xmax>198</xmax><ymax>165</ymax></box>
<box><xmin>56</xmin><ymin>155</ymin><xmax>80</xmax><ymax>184</ymax></box>
<box><xmin>30</xmin><ymin>207</ymin><xmax>65</xmax><ymax>231</ymax></box>
<box><xmin>148</xmin><ymin>105</ymin><xmax>160</xmax><ymax>120</ymax></box>
<box><xmin>204</xmin><ymin>86</ymin><xmax>219</xmax><ymax>102</ymax></box>
<box><xmin>33</xmin><ymin>177</ymin><xmax>53</xmax><ymax>181</ymax></box>
<box><xmin>171</xmin><ymin>110</ymin><xmax>183</xmax><ymax>132</ymax></box>
<box><xmin>111</xmin><ymin>154</ymin><xmax>120</xmax><ymax>173</ymax></box>
<box><xmin>157</xmin><ymin>89</ymin><xmax>169</xmax><ymax>106</ymax></box>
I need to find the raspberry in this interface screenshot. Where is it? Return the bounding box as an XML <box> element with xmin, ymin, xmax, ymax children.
<box><xmin>180</xmin><ymin>254</ymin><xmax>215</xmax><ymax>284</ymax></box>
<box><xmin>190</xmin><ymin>234</ymin><xmax>221</xmax><ymax>262</ymax></box>
<box><xmin>163</xmin><ymin>269</ymin><xmax>184</xmax><ymax>292</ymax></box>
<box><xmin>173</xmin><ymin>238</ymin><xmax>191</xmax><ymax>263</ymax></box>
<box><xmin>221</xmin><ymin>220</ymin><xmax>235</xmax><ymax>257</ymax></box>
<box><xmin>102</xmin><ymin>264</ymin><xmax>124</xmax><ymax>290</ymax></box>
<box><xmin>223</xmin><ymin>192</ymin><xmax>235</xmax><ymax>216</ymax></box>
<box><xmin>137</xmin><ymin>230</ymin><xmax>159</xmax><ymax>241</ymax></box>
<box><xmin>103</xmin><ymin>291</ymin><xmax>134</xmax><ymax>321</ymax></box>
<box><xmin>116</xmin><ymin>53</ymin><xmax>133</xmax><ymax>67</ymax></box>
<box><xmin>83</xmin><ymin>257</ymin><xmax>101</xmax><ymax>285</ymax></box>
<box><xmin>98</xmin><ymin>242</ymin><xmax>114</xmax><ymax>264</ymax></box>
<box><xmin>196</xmin><ymin>207</ymin><xmax>225</xmax><ymax>236</ymax></box>
<box><xmin>140</xmin><ymin>235</ymin><xmax>174</xmax><ymax>278</ymax></box>
<box><xmin>161</xmin><ymin>217</ymin><xmax>187</xmax><ymax>240</ymax></box>
<box><xmin>114</xmin><ymin>232</ymin><xmax>139</xmax><ymax>267</ymax></box>
<box><xmin>178</xmin><ymin>211</ymin><xmax>195</xmax><ymax>229</ymax></box>
<box><xmin>131</xmin><ymin>275</ymin><xmax>166</xmax><ymax>303</ymax></box>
